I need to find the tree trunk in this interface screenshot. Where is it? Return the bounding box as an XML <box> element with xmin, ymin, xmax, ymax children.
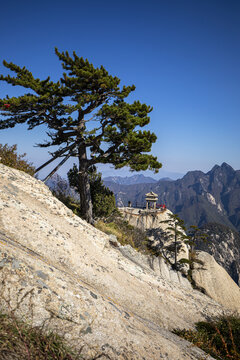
<box><xmin>174</xmin><ymin>224</ymin><xmax>177</xmax><ymax>268</ymax></box>
<box><xmin>77</xmin><ymin>148</ymin><xmax>93</xmax><ymax>224</ymax></box>
<box><xmin>76</xmin><ymin>110</ymin><xmax>93</xmax><ymax>224</ymax></box>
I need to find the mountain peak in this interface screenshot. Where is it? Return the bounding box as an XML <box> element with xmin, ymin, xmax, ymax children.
<box><xmin>208</xmin><ymin>163</ymin><xmax>234</xmax><ymax>175</ymax></box>
<box><xmin>220</xmin><ymin>162</ymin><xmax>234</xmax><ymax>171</ymax></box>
<box><xmin>210</xmin><ymin>164</ymin><xmax>220</xmax><ymax>172</ymax></box>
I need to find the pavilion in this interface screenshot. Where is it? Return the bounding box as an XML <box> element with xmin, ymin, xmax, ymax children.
<box><xmin>145</xmin><ymin>191</ymin><xmax>158</xmax><ymax>210</ymax></box>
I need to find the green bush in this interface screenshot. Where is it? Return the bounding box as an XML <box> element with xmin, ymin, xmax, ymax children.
<box><xmin>68</xmin><ymin>164</ymin><xmax>117</xmax><ymax>219</ymax></box>
<box><xmin>173</xmin><ymin>315</ymin><xmax>240</xmax><ymax>360</ymax></box>
<box><xmin>52</xmin><ymin>191</ymin><xmax>81</xmax><ymax>217</ymax></box>
<box><xmin>0</xmin><ymin>143</ymin><xmax>35</xmax><ymax>176</ymax></box>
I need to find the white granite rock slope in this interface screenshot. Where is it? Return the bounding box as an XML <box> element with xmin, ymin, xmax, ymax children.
<box><xmin>192</xmin><ymin>251</ymin><xmax>240</xmax><ymax>313</ymax></box>
<box><xmin>0</xmin><ymin>163</ymin><xmax>232</xmax><ymax>359</ymax></box>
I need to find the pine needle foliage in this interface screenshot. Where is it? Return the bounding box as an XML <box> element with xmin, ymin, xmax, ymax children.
<box><xmin>184</xmin><ymin>225</ymin><xmax>209</xmax><ymax>284</ymax></box>
<box><xmin>160</xmin><ymin>213</ymin><xmax>188</xmax><ymax>268</ymax></box>
<box><xmin>0</xmin><ymin>49</ymin><xmax>162</xmax><ymax>223</ymax></box>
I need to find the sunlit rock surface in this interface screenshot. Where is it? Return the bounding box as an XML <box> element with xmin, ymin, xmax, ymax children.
<box><xmin>192</xmin><ymin>251</ymin><xmax>240</xmax><ymax>313</ymax></box>
<box><xmin>119</xmin><ymin>207</ymin><xmax>189</xmax><ymax>263</ymax></box>
<box><xmin>0</xmin><ymin>163</ymin><xmax>234</xmax><ymax>359</ymax></box>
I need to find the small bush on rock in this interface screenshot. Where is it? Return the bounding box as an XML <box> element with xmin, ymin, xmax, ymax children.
<box><xmin>68</xmin><ymin>164</ymin><xmax>117</xmax><ymax>219</ymax></box>
<box><xmin>173</xmin><ymin>315</ymin><xmax>240</xmax><ymax>360</ymax></box>
<box><xmin>0</xmin><ymin>311</ymin><xmax>79</xmax><ymax>359</ymax></box>
<box><xmin>0</xmin><ymin>143</ymin><xmax>35</xmax><ymax>176</ymax></box>
<box><xmin>0</xmin><ymin>311</ymin><xmax>113</xmax><ymax>359</ymax></box>
<box><xmin>95</xmin><ymin>214</ymin><xmax>151</xmax><ymax>253</ymax></box>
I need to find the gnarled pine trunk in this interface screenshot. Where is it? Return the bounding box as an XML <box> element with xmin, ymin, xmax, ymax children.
<box><xmin>78</xmin><ymin>147</ymin><xmax>93</xmax><ymax>224</ymax></box>
<box><xmin>76</xmin><ymin>110</ymin><xmax>93</xmax><ymax>224</ymax></box>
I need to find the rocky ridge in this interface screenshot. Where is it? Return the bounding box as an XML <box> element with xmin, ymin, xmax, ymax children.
<box><xmin>118</xmin><ymin>207</ymin><xmax>189</xmax><ymax>264</ymax></box>
<box><xmin>103</xmin><ymin>174</ymin><xmax>158</xmax><ymax>185</ymax></box>
<box><xmin>119</xmin><ymin>207</ymin><xmax>240</xmax><ymax>313</ymax></box>
<box><xmin>105</xmin><ymin>163</ymin><xmax>240</xmax><ymax>232</ymax></box>
<box><xmin>0</xmin><ymin>163</ymin><xmax>238</xmax><ymax>359</ymax></box>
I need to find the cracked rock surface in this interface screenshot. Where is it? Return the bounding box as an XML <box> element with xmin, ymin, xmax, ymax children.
<box><xmin>0</xmin><ymin>164</ymin><xmax>232</xmax><ymax>359</ymax></box>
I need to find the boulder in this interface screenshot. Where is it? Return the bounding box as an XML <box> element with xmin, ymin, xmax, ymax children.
<box><xmin>192</xmin><ymin>251</ymin><xmax>240</xmax><ymax>314</ymax></box>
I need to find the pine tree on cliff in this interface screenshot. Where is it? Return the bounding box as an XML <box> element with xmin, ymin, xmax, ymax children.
<box><xmin>0</xmin><ymin>49</ymin><xmax>162</xmax><ymax>223</ymax></box>
<box><xmin>161</xmin><ymin>213</ymin><xmax>188</xmax><ymax>269</ymax></box>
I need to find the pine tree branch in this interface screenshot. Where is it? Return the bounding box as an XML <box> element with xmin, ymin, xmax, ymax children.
<box><xmin>34</xmin><ymin>143</ymin><xmax>75</xmax><ymax>173</ymax></box>
<box><xmin>43</xmin><ymin>153</ymin><xmax>72</xmax><ymax>182</ymax></box>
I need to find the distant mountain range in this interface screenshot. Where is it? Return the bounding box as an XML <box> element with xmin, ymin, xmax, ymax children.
<box><xmin>45</xmin><ymin>164</ymin><xmax>240</xmax><ymax>285</ymax></box>
<box><xmin>105</xmin><ymin>163</ymin><xmax>240</xmax><ymax>232</ymax></box>
<box><xmin>45</xmin><ymin>174</ymin><xmax>79</xmax><ymax>201</ymax></box>
<box><xmin>45</xmin><ymin>163</ymin><xmax>240</xmax><ymax>233</ymax></box>
<box><xmin>103</xmin><ymin>174</ymin><xmax>173</xmax><ymax>185</ymax></box>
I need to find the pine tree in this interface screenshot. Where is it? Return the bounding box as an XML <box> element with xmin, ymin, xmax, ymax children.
<box><xmin>161</xmin><ymin>213</ymin><xmax>188</xmax><ymax>268</ymax></box>
<box><xmin>0</xmin><ymin>48</ymin><xmax>162</xmax><ymax>223</ymax></box>
<box><xmin>68</xmin><ymin>164</ymin><xmax>116</xmax><ymax>219</ymax></box>
<box><xmin>186</xmin><ymin>225</ymin><xmax>208</xmax><ymax>267</ymax></box>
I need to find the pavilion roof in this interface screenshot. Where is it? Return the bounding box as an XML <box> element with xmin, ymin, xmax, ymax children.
<box><xmin>145</xmin><ymin>191</ymin><xmax>158</xmax><ymax>197</ymax></box>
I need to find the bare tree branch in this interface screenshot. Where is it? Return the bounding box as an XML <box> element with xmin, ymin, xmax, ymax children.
<box><xmin>43</xmin><ymin>153</ymin><xmax>72</xmax><ymax>182</ymax></box>
<box><xmin>34</xmin><ymin>143</ymin><xmax>75</xmax><ymax>173</ymax></box>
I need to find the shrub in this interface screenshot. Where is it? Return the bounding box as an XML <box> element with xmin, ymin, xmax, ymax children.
<box><xmin>173</xmin><ymin>315</ymin><xmax>240</xmax><ymax>360</ymax></box>
<box><xmin>68</xmin><ymin>164</ymin><xmax>117</xmax><ymax>219</ymax></box>
<box><xmin>0</xmin><ymin>143</ymin><xmax>35</xmax><ymax>176</ymax></box>
<box><xmin>95</xmin><ymin>213</ymin><xmax>151</xmax><ymax>253</ymax></box>
<box><xmin>52</xmin><ymin>191</ymin><xmax>81</xmax><ymax>217</ymax></box>
<box><xmin>0</xmin><ymin>311</ymin><xmax>79</xmax><ymax>359</ymax></box>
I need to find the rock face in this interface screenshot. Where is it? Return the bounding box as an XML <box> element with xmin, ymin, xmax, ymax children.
<box><xmin>192</xmin><ymin>251</ymin><xmax>240</xmax><ymax>313</ymax></box>
<box><xmin>119</xmin><ymin>207</ymin><xmax>189</xmax><ymax>263</ymax></box>
<box><xmin>195</xmin><ymin>223</ymin><xmax>240</xmax><ymax>286</ymax></box>
<box><xmin>119</xmin><ymin>207</ymin><xmax>240</xmax><ymax>315</ymax></box>
<box><xmin>0</xmin><ymin>164</ymin><xmax>236</xmax><ymax>359</ymax></box>
<box><xmin>119</xmin><ymin>207</ymin><xmax>172</xmax><ymax>232</ymax></box>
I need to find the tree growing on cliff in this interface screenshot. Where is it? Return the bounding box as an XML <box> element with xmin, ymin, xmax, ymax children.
<box><xmin>161</xmin><ymin>213</ymin><xmax>188</xmax><ymax>269</ymax></box>
<box><xmin>0</xmin><ymin>49</ymin><xmax>162</xmax><ymax>223</ymax></box>
<box><xmin>185</xmin><ymin>225</ymin><xmax>208</xmax><ymax>270</ymax></box>
<box><xmin>68</xmin><ymin>164</ymin><xmax>116</xmax><ymax>218</ymax></box>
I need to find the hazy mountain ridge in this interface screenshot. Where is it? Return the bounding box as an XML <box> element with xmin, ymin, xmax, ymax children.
<box><xmin>103</xmin><ymin>174</ymin><xmax>158</xmax><ymax>185</ymax></box>
<box><xmin>105</xmin><ymin>163</ymin><xmax>240</xmax><ymax>232</ymax></box>
<box><xmin>46</xmin><ymin>173</ymin><xmax>79</xmax><ymax>201</ymax></box>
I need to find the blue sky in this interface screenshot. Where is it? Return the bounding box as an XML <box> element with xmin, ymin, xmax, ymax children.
<box><xmin>1</xmin><ymin>0</ymin><xmax>240</xmax><ymax>179</ymax></box>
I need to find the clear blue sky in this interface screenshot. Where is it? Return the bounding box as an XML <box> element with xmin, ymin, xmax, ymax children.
<box><xmin>1</xmin><ymin>0</ymin><xmax>240</xmax><ymax>179</ymax></box>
